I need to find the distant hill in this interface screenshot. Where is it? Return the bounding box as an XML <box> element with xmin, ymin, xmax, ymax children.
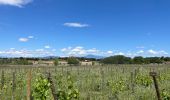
<box><xmin>84</xmin><ymin>55</ymin><xmax>104</xmax><ymax>59</ymax></box>
<box><xmin>41</xmin><ymin>56</ymin><xmax>59</xmax><ymax>59</ymax></box>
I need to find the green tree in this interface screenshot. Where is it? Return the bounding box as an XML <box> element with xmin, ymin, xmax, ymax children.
<box><xmin>67</xmin><ymin>57</ymin><xmax>80</xmax><ymax>65</ymax></box>
<box><xmin>54</xmin><ymin>58</ymin><xmax>59</xmax><ymax>66</ymax></box>
<box><xmin>133</xmin><ymin>56</ymin><xmax>144</xmax><ymax>64</ymax></box>
<box><xmin>144</xmin><ymin>57</ymin><xmax>163</xmax><ymax>64</ymax></box>
<box><xmin>14</xmin><ymin>58</ymin><xmax>29</xmax><ymax>65</ymax></box>
<box><xmin>101</xmin><ymin>55</ymin><xmax>132</xmax><ymax>64</ymax></box>
<box><xmin>92</xmin><ymin>61</ymin><xmax>95</xmax><ymax>65</ymax></box>
<box><xmin>163</xmin><ymin>57</ymin><xmax>170</xmax><ymax>62</ymax></box>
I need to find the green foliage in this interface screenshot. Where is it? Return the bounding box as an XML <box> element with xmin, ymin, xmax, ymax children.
<box><xmin>0</xmin><ymin>58</ymin><xmax>30</xmax><ymax>65</ymax></box>
<box><xmin>161</xmin><ymin>89</ymin><xmax>170</xmax><ymax>100</ymax></box>
<box><xmin>164</xmin><ymin>57</ymin><xmax>170</xmax><ymax>62</ymax></box>
<box><xmin>16</xmin><ymin>58</ymin><xmax>30</xmax><ymax>65</ymax></box>
<box><xmin>0</xmin><ymin>65</ymin><xmax>170</xmax><ymax>99</ymax></box>
<box><xmin>67</xmin><ymin>57</ymin><xmax>80</xmax><ymax>65</ymax></box>
<box><xmin>101</xmin><ymin>55</ymin><xmax>132</xmax><ymax>64</ymax></box>
<box><xmin>135</xmin><ymin>74</ymin><xmax>152</xmax><ymax>87</ymax></box>
<box><xmin>100</xmin><ymin>56</ymin><xmax>167</xmax><ymax>64</ymax></box>
<box><xmin>32</xmin><ymin>73</ymin><xmax>51</xmax><ymax>100</ymax></box>
<box><xmin>159</xmin><ymin>73</ymin><xmax>170</xmax><ymax>82</ymax></box>
<box><xmin>133</xmin><ymin>56</ymin><xmax>144</xmax><ymax>64</ymax></box>
<box><xmin>92</xmin><ymin>61</ymin><xmax>95</xmax><ymax>66</ymax></box>
<box><xmin>144</xmin><ymin>57</ymin><xmax>163</xmax><ymax>64</ymax></box>
<box><xmin>1</xmin><ymin>71</ymin><xmax>5</xmax><ymax>89</ymax></box>
<box><xmin>16</xmin><ymin>73</ymin><xmax>26</xmax><ymax>89</ymax></box>
<box><xmin>56</xmin><ymin>74</ymin><xmax>79</xmax><ymax>100</ymax></box>
<box><xmin>107</xmin><ymin>78</ymin><xmax>127</xmax><ymax>94</ymax></box>
<box><xmin>54</xmin><ymin>58</ymin><xmax>59</xmax><ymax>66</ymax></box>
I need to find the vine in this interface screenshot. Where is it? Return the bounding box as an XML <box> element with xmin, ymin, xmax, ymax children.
<box><xmin>32</xmin><ymin>73</ymin><xmax>51</xmax><ymax>100</ymax></box>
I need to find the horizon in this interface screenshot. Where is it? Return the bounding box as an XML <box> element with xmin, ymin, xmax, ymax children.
<box><xmin>1</xmin><ymin>0</ymin><xmax>170</xmax><ymax>57</ymax></box>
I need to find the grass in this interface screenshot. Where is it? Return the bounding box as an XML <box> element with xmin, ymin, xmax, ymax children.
<box><xmin>0</xmin><ymin>64</ymin><xmax>170</xmax><ymax>100</ymax></box>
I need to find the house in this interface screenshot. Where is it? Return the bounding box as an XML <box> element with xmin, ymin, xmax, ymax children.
<box><xmin>81</xmin><ymin>60</ymin><xmax>93</xmax><ymax>66</ymax></box>
<box><xmin>29</xmin><ymin>60</ymin><xmax>54</xmax><ymax>66</ymax></box>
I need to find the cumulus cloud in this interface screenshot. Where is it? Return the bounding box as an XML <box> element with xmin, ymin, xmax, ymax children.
<box><xmin>107</xmin><ymin>51</ymin><xmax>113</xmax><ymax>54</ymax></box>
<box><xmin>0</xmin><ymin>47</ymin><xmax>168</xmax><ymax>57</ymax></box>
<box><xmin>61</xmin><ymin>46</ymin><xmax>120</xmax><ymax>57</ymax></box>
<box><xmin>19</xmin><ymin>38</ymin><xmax>29</xmax><ymax>42</ymax></box>
<box><xmin>147</xmin><ymin>49</ymin><xmax>168</xmax><ymax>55</ymax></box>
<box><xmin>106</xmin><ymin>51</ymin><xmax>114</xmax><ymax>55</ymax></box>
<box><xmin>114</xmin><ymin>52</ymin><xmax>124</xmax><ymax>55</ymax></box>
<box><xmin>147</xmin><ymin>50</ymin><xmax>157</xmax><ymax>55</ymax></box>
<box><xmin>61</xmin><ymin>46</ymin><xmax>100</xmax><ymax>56</ymax></box>
<box><xmin>0</xmin><ymin>0</ymin><xmax>33</xmax><ymax>7</ymax></box>
<box><xmin>135</xmin><ymin>49</ymin><xmax>168</xmax><ymax>57</ymax></box>
<box><xmin>63</xmin><ymin>22</ymin><xmax>89</xmax><ymax>28</ymax></box>
<box><xmin>137</xmin><ymin>50</ymin><xmax>144</xmax><ymax>54</ymax></box>
<box><xmin>0</xmin><ymin>48</ymin><xmax>56</xmax><ymax>57</ymax></box>
<box><xmin>18</xmin><ymin>36</ymin><xmax>34</xmax><ymax>42</ymax></box>
<box><xmin>60</xmin><ymin>46</ymin><xmax>169</xmax><ymax>57</ymax></box>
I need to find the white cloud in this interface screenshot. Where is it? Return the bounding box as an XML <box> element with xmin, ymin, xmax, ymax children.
<box><xmin>28</xmin><ymin>36</ymin><xmax>34</xmax><ymax>39</ymax></box>
<box><xmin>137</xmin><ymin>50</ymin><xmax>144</xmax><ymax>54</ymax></box>
<box><xmin>148</xmin><ymin>50</ymin><xmax>157</xmax><ymax>55</ymax></box>
<box><xmin>61</xmin><ymin>47</ymin><xmax>125</xmax><ymax>57</ymax></box>
<box><xmin>36</xmin><ymin>49</ymin><xmax>44</xmax><ymax>52</ymax></box>
<box><xmin>18</xmin><ymin>36</ymin><xmax>34</xmax><ymax>42</ymax></box>
<box><xmin>147</xmin><ymin>49</ymin><xmax>168</xmax><ymax>55</ymax></box>
<box><xmin>0</xmin><ymin>0</ymin><xmax>33</xmax><ymax>7</ymax></box>
<box><xmin>0</xmin><ymin>48</ymin><xmax>56</xmax><ymax>57</ymax></box>
<box><xmin>114</xmin><ymin>52</ymin><xmax>124</xmax><ymax>55</ymax></box>
<box><xmin>0</xmin><ymin>47</ymin><xmax>168</xmax><ymax>58</ymax></box>
<box><xmin>19</xmin><ymin>38</ymin><xmax>29</xmax><ymax>42</ymax></box>
<box><xmin>44</xmin><ymin>45</ymin><xmax>50</xmax><ymax>49</ymax></box>
<box><xmin>61</xmin><ymin>48</ymin><xmax>67</xmax><ymax>52</ymax></box>
<box><xmin>60</xmin><ymin>46</ymin><xmax>169</xmax><ymax>57</ymax></box>
<box><xmin>87</xmin><ymin>48</ymin><xmax>99</xmax><ymax>53</ymax></box>
<box><xmin>107</xmin><ymin>51</ymin><xmax>113</xmax><ymax>55</ymax></box>
<box><xmin>159</xmin><ymin>50</ymin><xmax>168</xmax><ymax>55</ymax></box>
<box><xmin>64</xmin><ymin>22</ymin><xmax>89</xmax><ymax>28</ymax></box>
<box><xmin>61</xmin><ymin>46</ymin><xmax>100</xmax><ymax>56</ymax></box>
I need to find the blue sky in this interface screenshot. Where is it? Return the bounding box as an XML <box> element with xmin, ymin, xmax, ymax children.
<box><xmin>0</xmin><ymin>0</ymin><xmax>170</xmax><ymax>57</ymax></box>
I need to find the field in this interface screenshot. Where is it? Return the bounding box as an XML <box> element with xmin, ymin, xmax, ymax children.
<box><xmin>0</xmin><ymin>65</ymin><xmax>170</xmax><ymax>100</ymax></box>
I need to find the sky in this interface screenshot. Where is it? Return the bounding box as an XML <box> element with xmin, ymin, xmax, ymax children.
<box><xmin>0</xmin><ymin>0</ymin><xmax>170</xmax><ymax>57</ymax></box>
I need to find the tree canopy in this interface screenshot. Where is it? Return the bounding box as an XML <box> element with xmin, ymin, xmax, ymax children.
<box><xmin>101</xmin><ymin>55</ymin><xmax>132</xmax><ymax>64</ymax></box>
<box><xmin>67</xmin><ymin>57</ymin><xmax>80</xmax><ymax>65</ymax></box>
<box><xmin>101</xmin><ymin>55</ymin><xmax>166</xmax><ymax>64</ymax></box>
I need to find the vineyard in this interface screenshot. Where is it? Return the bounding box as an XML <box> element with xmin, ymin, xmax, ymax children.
<box><xmin>0</xmin><ymin>65</ymin><xmax>170</xmax><ymax>100</ymax></box>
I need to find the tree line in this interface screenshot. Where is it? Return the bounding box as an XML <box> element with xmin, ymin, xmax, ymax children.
<box><xmin>100</xmin><ymin>55</ymin><xmax>170</xmax><ymax>64</ymax></box>
<box><xmin>0</xmin><ymin>57</ymin><xmax>32</xmax><ymax>65</ymax></box>
<box><xmin>0</xmin><ymin>56</ymin><xmax>170</xmax><ymax>65</ymax></box>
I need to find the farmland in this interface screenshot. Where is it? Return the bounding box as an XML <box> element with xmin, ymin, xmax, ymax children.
<box><xmin>0</xmin><ymin>64</ymin><xmax>170</xmax><ymax>100</ymax></box>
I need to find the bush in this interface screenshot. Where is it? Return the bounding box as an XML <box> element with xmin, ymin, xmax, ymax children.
<box><xmin>54</xmin><ymin>58</ymin><xmax>59</xmax><ymax>66</ymax></box>
<box><xmin>67</xmin><ymin>57</ymin><xmax>80</xmax><ymax>65</ymax></box>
